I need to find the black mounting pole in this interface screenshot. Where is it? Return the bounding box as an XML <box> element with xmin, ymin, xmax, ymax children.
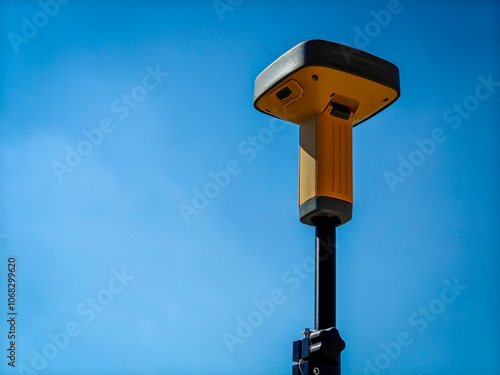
<box><xmin>314</xmin><ymin>216</ymin><xmax>338</xmax><ymax>331</ymax></box>
<box><xmin>292</xmin><ymin>216</ymin><xmax>345</xmax><ymax>375</ymax></box>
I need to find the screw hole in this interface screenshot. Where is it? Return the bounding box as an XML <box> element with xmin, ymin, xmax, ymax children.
<box><xmin>311</xmin><ymin>75</ymin><xmax>318</xmax><ymax>81</ymax></box>
<box><xmin>265</xmin><ymin>109</ymin><xmax>271</xmax><ymax>113</ymax></box>
<box><xmin>382</xmin><ymin>97</ymin><xmax>389</xmax><ymax>102</ymax></box>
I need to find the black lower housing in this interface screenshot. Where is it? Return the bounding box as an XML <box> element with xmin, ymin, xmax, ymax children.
<box><xmin>299</xmin><ymin>197</ymin><xmax>352</xmax><ymax>227</ymax></box>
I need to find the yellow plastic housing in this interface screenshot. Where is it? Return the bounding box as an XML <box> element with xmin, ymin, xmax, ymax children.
<box><xmin>299</xmin><ymin>103</ymin><xmax>353</xmax><ymax>207</ymax></box>
<box><xmin>255</xmin><ymin>66</ymin><xmax>398</xmax><ymax>126</ymax></box>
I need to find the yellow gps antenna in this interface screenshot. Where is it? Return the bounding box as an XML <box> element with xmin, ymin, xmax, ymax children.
<box><xmin>253</xmin><ymin>40</ymin><xmax>400</xmax><ymax>375</ymax></box>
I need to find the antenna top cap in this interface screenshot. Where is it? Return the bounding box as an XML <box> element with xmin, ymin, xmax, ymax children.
<box><xmin>254</xmin><ymin>40</ymin><xmax>400</xmax><ymax>126</ymax></box>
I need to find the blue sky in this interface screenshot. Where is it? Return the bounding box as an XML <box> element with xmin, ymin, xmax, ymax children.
<box><xmin>1</xmin><ymin>1</ymin><xmax>499</xmax><ymax>374</ymax></box>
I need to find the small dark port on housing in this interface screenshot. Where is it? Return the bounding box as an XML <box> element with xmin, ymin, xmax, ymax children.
<box><xmin>276</xmin><ymin>87</ymin><xmax>292</xmax><ymax>100</ymax></box>
<box><xmin>330</xmin><ymin>102</ymin><xmax>351</xmax><ymax>120</ymax></box>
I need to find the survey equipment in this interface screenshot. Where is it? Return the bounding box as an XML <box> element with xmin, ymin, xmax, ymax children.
<box><xmin>253</xmin><ymin>40</ymin><xmax>400</xmax><ymax>375</ymax></box>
